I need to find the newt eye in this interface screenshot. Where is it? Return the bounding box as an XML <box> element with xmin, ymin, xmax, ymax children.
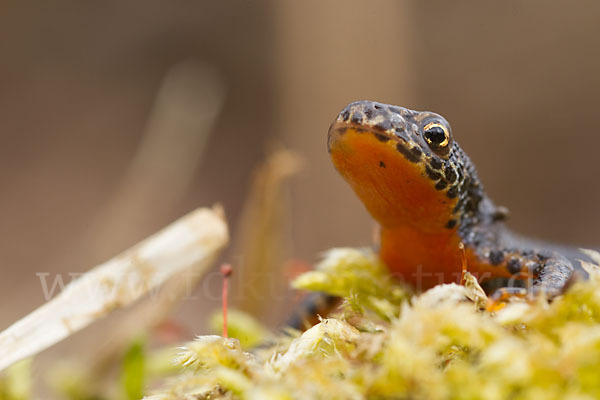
<box><xmin>423</xmin><ymin>122</ymin><xmax>451</xmax><ymax>155</ymax></box>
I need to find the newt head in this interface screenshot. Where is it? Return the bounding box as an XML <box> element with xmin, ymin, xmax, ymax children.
<box><xmin>328</xmin><ymin>100</ymin><xmax>478</xmax><ymax>234</ymax></box>
<box><xmin>325</xmin><ymin>100</ymin><xmax>575</xmax><ymax>296</ymax></box>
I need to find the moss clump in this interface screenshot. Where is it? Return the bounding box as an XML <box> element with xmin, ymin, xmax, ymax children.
<box><xmin>147</xmin><ymin>248</ymin><xmax>600</xmax><ymax>399</ymax></box>
<box><xmin>209</xmin><ymin>309</ymin><xmax>272</xmax><ymax>349</ymax></box>
<box><xmin>0</xmin><ymin>359</ymin><xmax>32</xmax><ymax>400</ymax></box>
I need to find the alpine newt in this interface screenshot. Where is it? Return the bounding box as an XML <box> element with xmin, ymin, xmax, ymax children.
<box><xmin>289</xmin><ymin>100</ymin><xmax>588</xmax><ymax>328</ymax></box>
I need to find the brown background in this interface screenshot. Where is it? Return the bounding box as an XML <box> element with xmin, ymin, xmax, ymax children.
<box><xmin>1</xmin><ymin>1</ymin><xmax>599</xmax><ymax>339</ymax></box>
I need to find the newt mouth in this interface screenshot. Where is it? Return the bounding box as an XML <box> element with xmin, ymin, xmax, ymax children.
<box><xmin>327</xmin><ymin>120</ymin><xmax>410</xmax><ymax>155</ymax></box>
<box><xmin>328</xmin><ymin>119</ymin><xmax>417</xmax><ymax>164</ymax></box>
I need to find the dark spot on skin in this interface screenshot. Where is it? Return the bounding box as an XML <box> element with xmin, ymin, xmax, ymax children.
<box><xmin>489</xmin><ymin>250</ymin><xmax>504</xmax><ymax>266</ymax></box>
<box><xmin>394</xmin><ymin>127</ymin><xmax>405</xmax><ymax>137</ymax></box>
<box><xmin>444</xmin><ymin>165</ymin><xmax>458</xmax><ymax>183</ymax></box>
<box><xmin>430</xmin><ymin>158</ymin><xmax>443</xmax><ymax>170</ymax></box>
<box><xmin>446</xmin><ymin>219</ymin><xmax>457</xmax><ymax>229</ymax></box>
<box><xmin>507</xmin><ymin>258</ymin><xmax>522</xmax><ymax>274</ymax></box>
<box><xmin>425</xmin><ymin>166</ymin><xmax>441</xmax><ymax>180</ymax></box>
<box><xmin>435</xmin><ymin>180</ymin><xmax>447</xmax><ymax>190</ymax></box>
<box><xmin>452</xmin><ymin>198</ymin><xmax>464</xmax><ymax>214</ymax></box>
<box><xmin>446</xmin><ymin>186</ymin><xmax>458</xmax><ymax>199</ymax></box>
<box><xmin>396</xmin><ymin>143</ymin><xmax>421</xmax><ymax>163</ymax></box>
<box><xmin>463</xmin><ymin>199</ymin><xmax>475</xmax><ymax>212</ymax></box>
<box><xmin>410</xmin><ymin>147</ymin><xmax>422</xmax><ymax>158</ymax></box>
<box><xmin>379</xmin><ymin>161</ymin><xmax>386</xmax><ymax>168</ymax></box>
<box><xmin>374</xmin><ymin>133</ymin><xmax>390</xmax><ymax>143</ymax></box>
<box><xmin>374</xmin><ymin>104</ymin><xmax>382</xmax><ymax>110</ymax></box>
<box><xmin>376</xmin><ymin>120</ymin><xmax>393</xmax><ymax>131</ymax></box>
<box><xmin>536</xmin><ymin>253</ymin><xmax>549</xmax><ymax>262</ymax></box>
<box><xmin>341</xmin><ymin>110</ymin><xmax>350</xmax><ymax>121</ymax></box>
<box><xmin>457</xmin><ymin>168</ymin><xmax>464</xmax><ymax>182</ymax></box>
<box><xmin>351</xmin><ymin>112</ymin><xmax>363</xmax><ymax>124</ymax></box>
<box><xmin>364</xmin><ymin>109</ymin><xmax>374</xmax><ymax>119</ymax></box>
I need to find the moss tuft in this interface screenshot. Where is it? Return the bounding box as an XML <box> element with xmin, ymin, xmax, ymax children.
<box><xmin>147</xmin><ymin>248</ymin><xmax>600</xmax><ymax>399</ymax></box>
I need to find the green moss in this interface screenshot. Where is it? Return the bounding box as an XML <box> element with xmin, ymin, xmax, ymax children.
<box><xmin>122</xmin><ymin>339</ymin><xmax>146</xmax><ymax>400</ymax></box>
<box><xmin>292</xmin><ymin>248</ymin><xmax>409</xmax><ymax>321</ymax></box>
<box><xmin>146</xmin><ymin>248</ymin><xmax>600</xmax><ymax>399</ymax></box>
<box><xmin>0</xmin><ymin>359</ymin><xmax>31</xmax><ymax>400</ymax></box>
<box><xmin>209</xmin><ymin>309</ymin><xmax>272</xmax><ymax>349</ymax></box>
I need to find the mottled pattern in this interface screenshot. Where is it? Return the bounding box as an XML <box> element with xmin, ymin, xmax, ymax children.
<box><xmin>330</xmin><ymin>101</ymin><xmax>575</xmax><ymax>299</ymax></box>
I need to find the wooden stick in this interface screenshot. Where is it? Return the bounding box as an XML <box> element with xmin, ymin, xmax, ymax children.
<box><xmin>0</xmin><ymin>206</ymin><xmax>228</xmax><ymax>372</ymax></box>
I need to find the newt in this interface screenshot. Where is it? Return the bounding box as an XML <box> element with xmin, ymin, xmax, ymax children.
<box><xmin>289</xmin><ymin>100</ymin><xmax>589</xmax><ymax>327</ymax></box>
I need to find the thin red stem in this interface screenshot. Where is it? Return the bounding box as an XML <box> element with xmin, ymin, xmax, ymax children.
<box><xmin>220</xmin><ymin>264</ymin><xmax>233</xmax><ymax>338</ymax></box>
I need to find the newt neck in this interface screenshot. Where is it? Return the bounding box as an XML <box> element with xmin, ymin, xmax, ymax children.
<box><xmin>379</xmin><ymin>225</ymin><xmax>462</xmax><ymax>290</ymax></box>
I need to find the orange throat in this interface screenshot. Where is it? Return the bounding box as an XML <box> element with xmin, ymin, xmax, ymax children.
<box><xmin>379</xmin><ymin>226</ymin><xmax>463</xmax><ymax>290</ymax></box>
<box><xmin>329</xmin><ymin>126</ymin><xmax>485</xmax><ymax>290</ymax></box>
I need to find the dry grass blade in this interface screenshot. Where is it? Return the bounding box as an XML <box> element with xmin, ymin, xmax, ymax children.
<box><xmin>0</xmin><ymin>206</ymin><xmax>228</xmax><ymax>372</ymax></box>
<box><xmin>232</xmin><ymin>149</ymin><xmax>303</xmax><ymax>317</ymax></box>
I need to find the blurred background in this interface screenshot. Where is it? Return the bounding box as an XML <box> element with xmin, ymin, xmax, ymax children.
<box><xmin>1</xmin><ymin>0</ymin><xmax>599</xmax><ymax>374</ymax></box>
